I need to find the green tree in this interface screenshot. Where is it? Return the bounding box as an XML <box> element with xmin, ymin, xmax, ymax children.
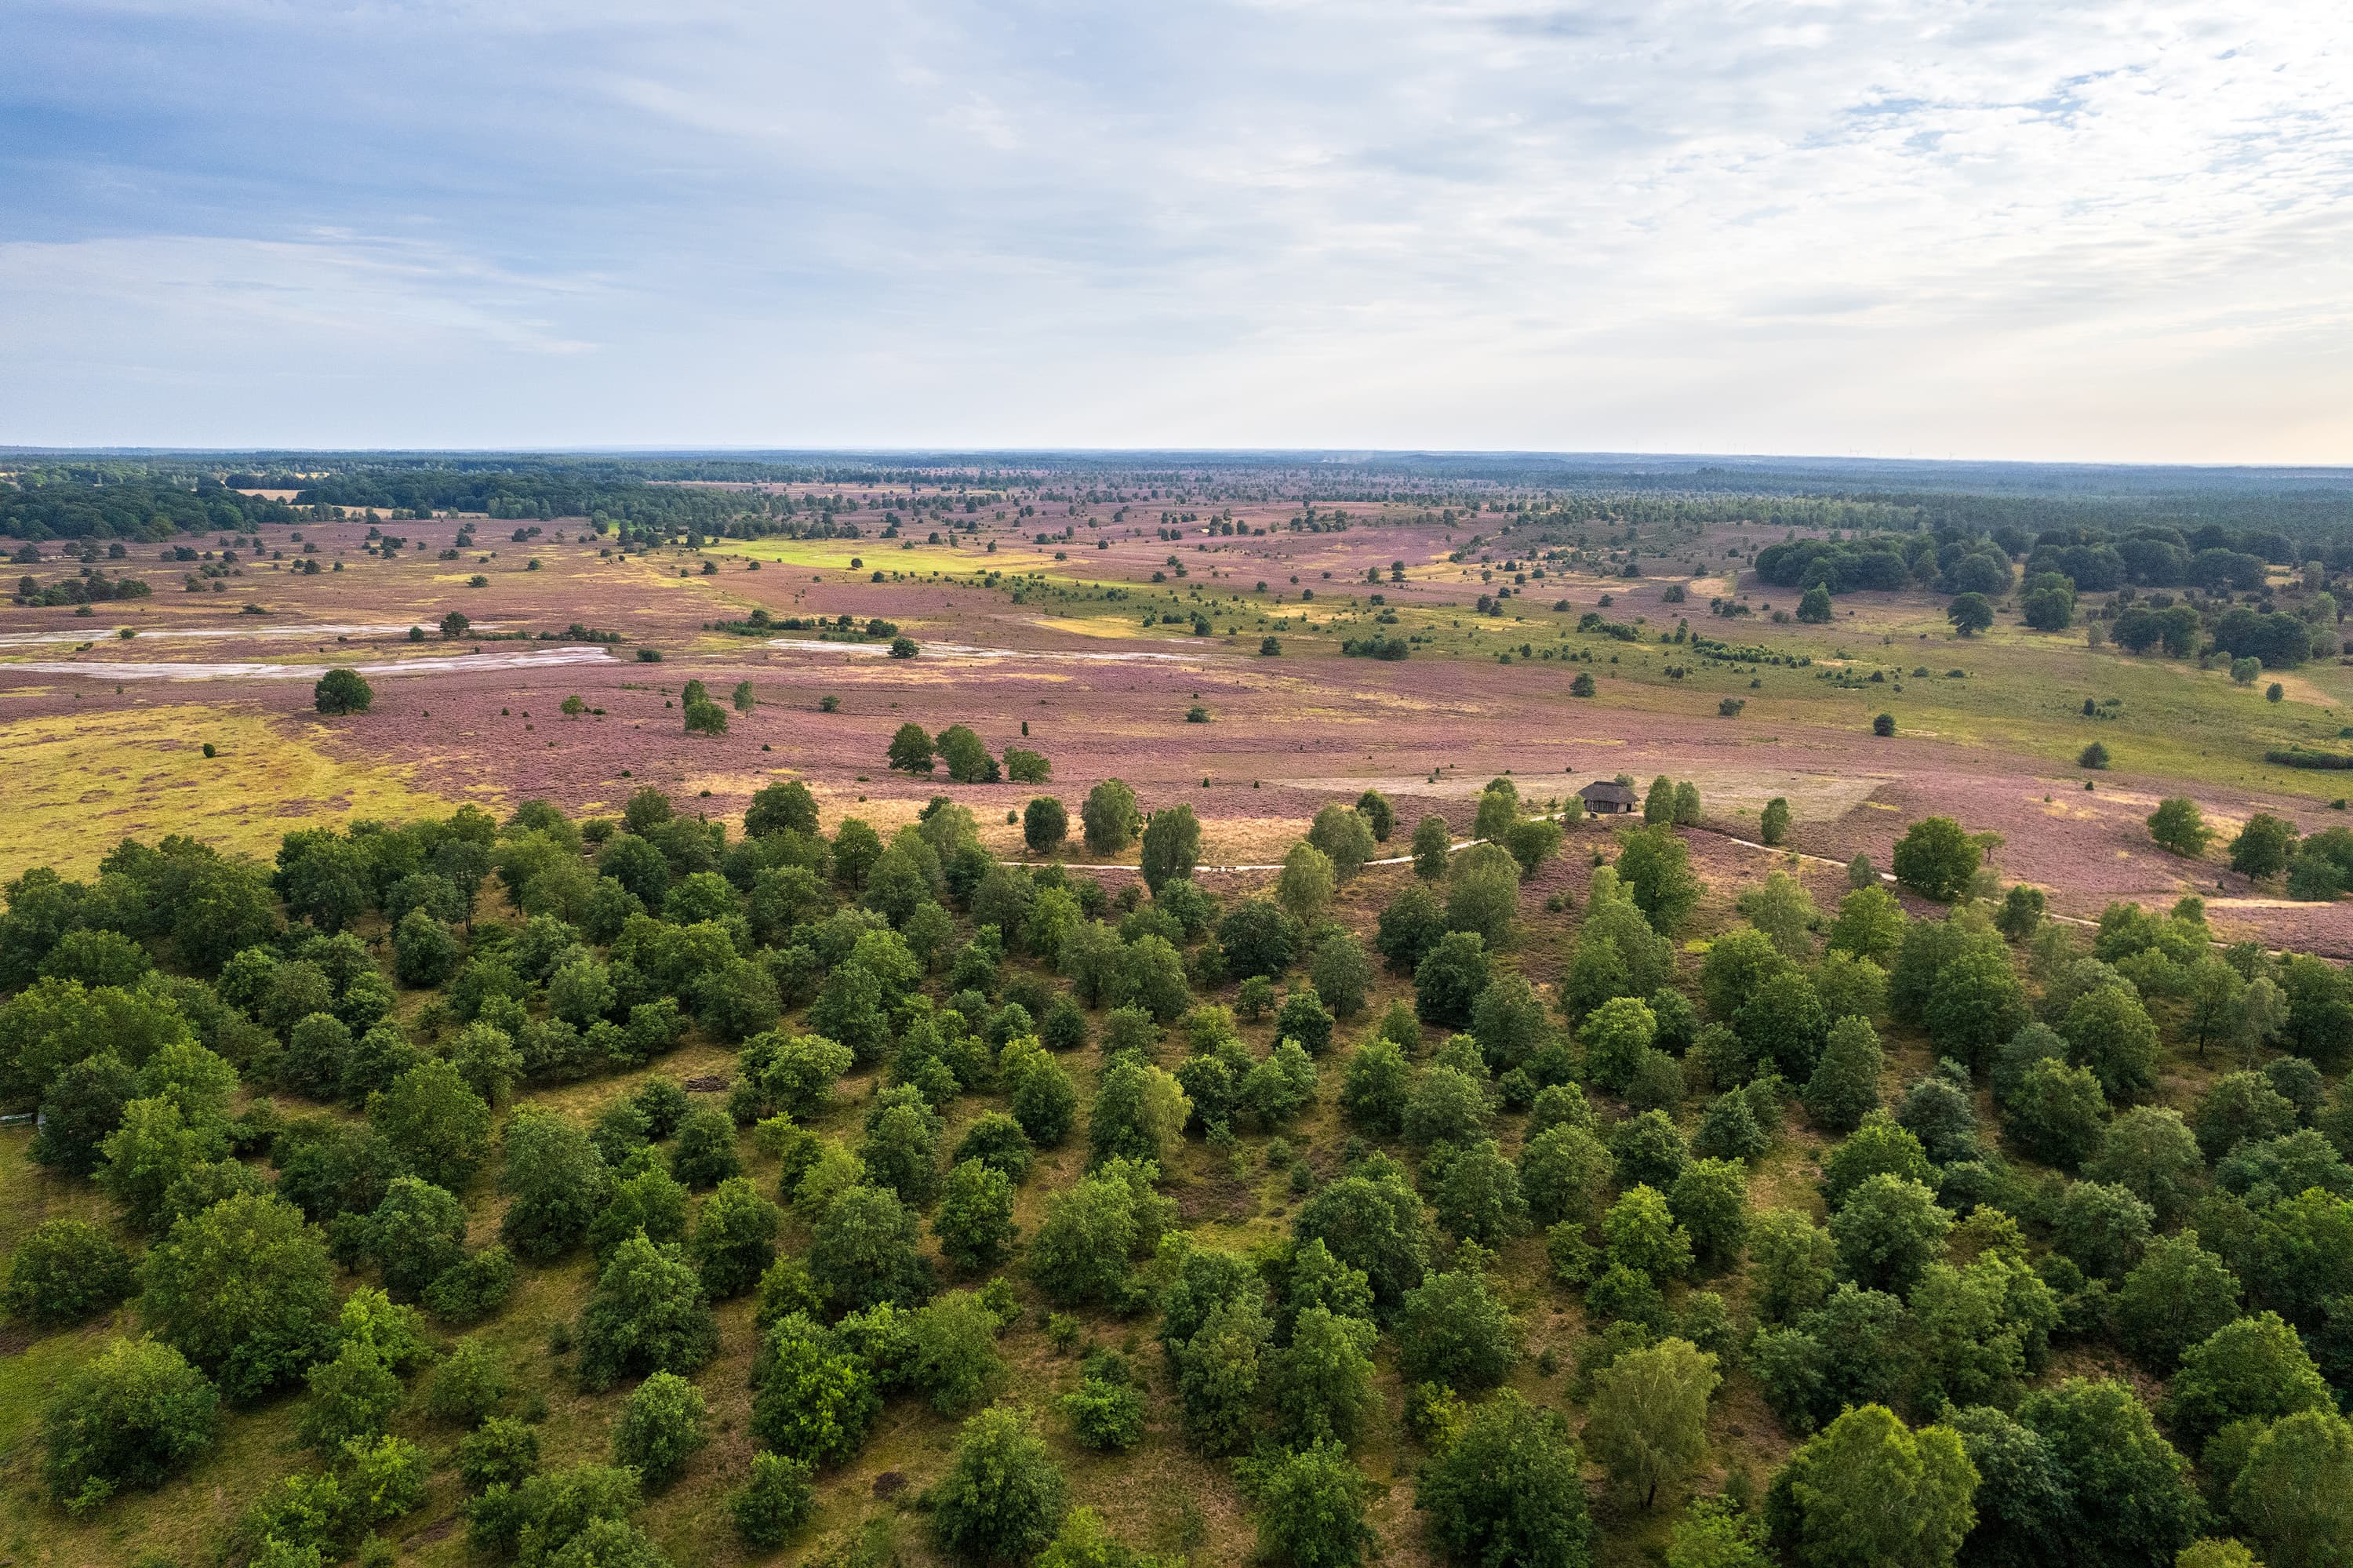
<box><xmin>1893</xmin><ymin>818</ymin><xmax>1980</xmax><ymax>902</ymax></box>
<box><xmin>934</xmin><ymin>1158</ymin><xmax>1017</xmax><ymax>1273</ymax></box>
<box><xmin>2</xmin><ymin>1217</ymin><xmax>135</xmax><ymax>1326</ymax></box>
<box><xmin>41</xmin><ymin>1335</ymin><xmax>220</xmax><ymax>1515</ymax></box>
<box><xmin>2004</xmin><ymin>1059</ymin><xmax>2108</xmax><ymax>1170</ymax></box>
<box><xmin>576</xmin><ymin>1233</ymin><xmax>719</xmax><ymax>1392</ymax></box>
<box><xmin>2088</xmin><ymin>1105</ymin><xmax>2206</xmax><ymax>1224</ymax></box>
<box><xmin>1805</xmin><ymin>1017</ymin><xmax>1885</xmax><ymax>1134</ymax></box>
<box><xmin>498</xmin><ymin>1104</ymin><xmax>609</xmax><ymax>1261</ymax></box>
<box><xmin>1764</xmin><ymin>1404</ymin><xmax>1977</xmax><ymax>1568</ymax></box>
<box><xmin>1140</xmin><ymin>805</ymin><xmax>1202</xmax><ymax>893</ymax></box>
<box><xmin>2019</xmin><ymin>1379</ymin><xmax>2200</xmax><ymax>1568</ymax></box>
<box><xmin>1797</xmin><ymin>584</ymin><xmax>1834</xmax><ymax>623</ymax></box>
<box><xmin>1587</xmin><ymin>1337</ymin><xmax>1720</xmax><ymax>1508</ymax></box>
<box><xmin>1252</xmin><ymin>1439</ymin><xmax>1374</xmax><ymax>1568</ymax></box>
<box><xmin>1760</xmin><ymin>797</ymin><xmax>1793</xmax><ymax>846</ymax></box>
<box><xmin>1417</xmin><ymin>1391</ymin><xmax>1592</xmax><ymax>1568</ymax></box>
<box><xmin>312</xmin><ymin>667</ymin><xmax>373</xmax><ymax>715</ymax></box>
<box><xmin>1081</xmin><ymin>780</ymin><xmax>1140</xmax><ymax>855</ymax></box>
<box><xmin>2150</xmin><ymin>799</ymin><xmax>2214</xmax><ymax>858</ymax></box>
<box><xmin>1309</xmin><ymin>803</ymin><xmax>1378</xmax><ymax>879</ymax></box>
<box><xmin>749</xmin><ymin>1313</ymin><xmax>879</xmax><ymax>1468</ymax></box>
<box><xmin>2164</xmin><ymin>1312</ymin><xmax>2334</xmax><ymax>1454</ymax></box>
<box><xmin>140</xmin><ymin>1191</ymin><xmax>336</xmax><ymax>1402</ymax></box>
<box><xmin>2117</xmin><ymin>1233</ymin><xmax>2242</xmax><ymax>1370</ymax></box>
<box><xmin>1411</xmin><ymin>813</ymin><xmax>1453</xmax><ymax>880</ymax></box>
<box><xmin>1278</xmin><ymin>842</ymin><xmax>1337</xmax><ymax>924</ymax></box>
<box><xmin>1751</xmin><ymin>1209</ymin><xmax>1835</xmax><ymax>1324</ymax></box>
<box><xmin>2230</xmin><ymin>814</ymin><xmax>2298</xmax><ymax>882</ymax></box>
<box><xmin>612</xmin><ymin>1370</ymin><xmax>708</xmax><ymax>1490</ymax></box>
<box><xmin>1947</xmin><ymin>594</ymin><xmax>1995</xmax><ymax>636</ymax></box>
<box><xmin>1670</xmin><ymin>1159</ymin><xmax>1751</xmax><ymax>1275</ymax></box>
<box><xmin>1274</xmin><ymin>1308</ymin><xmax>1378</xmax><ymax>1450</ymax></box>
<box><xmin>1414</xmin><ymin>931</ymin><xmax>1490</xmax><ymax>1029</ymax></box>
<box><xmin>1829</xmin><ymin>1174</ymin><xmax>1951</xmax><ymax>1294</ymax></box>
<box><xmin>1667</xmin><ymin>1497</ymin><xmax>1773</xmax><ymax>1568</ymax></box>
<box><xmin>692</xmin><ymin>1177</ymin><xmax>782</xmax><ymax>1299</ymax></box>
<box><xmin>368</xmin><ymin>1058</ymin><xmax>491</xmax><ymax>1193</ymax></box>
<box><xmin>2231</xmin><ymin>1409</ymin><xmax>2353</xmax><ymax>1568</ymax></box>
<box><xmin>1398</xmin><ymin>1268</ymin><xmax>1517</xmax><ymax>1389</ymax></box>
<box><xmin>810</xmin><ymin>1184</ymin><xmax>932</xmax><ymax>1315</ymax></box>
<box><xmin>1619</xmin><ymin>824</ymin><xmax>1702</xmax><ymax>933</ymax></box>
<box><xmin>1024</xmin><ymin>796</ymin><xmax>1069</xmax><ymax>853</ymax></box>
<box><xmin>929</xmin><ymin>1406</ymin><xmax>1070</xmax><ymax>1566</ymax></box>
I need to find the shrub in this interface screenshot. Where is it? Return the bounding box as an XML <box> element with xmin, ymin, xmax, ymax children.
<box><xmin>729</xmin><ymin>1452</ymin><xmax>816</xmax><ymax>1551</ymax></box>
<box><xmin>1418</xmin><ymin>1391</ymin><xmax>1591</xmax><ymax>1568</ymax></box>
<box><xmin>611</xmin><ymin>1371</ymin><xmax>708</xmax><ymax>1490</ymax></box>
<box><xmin>424</xmin><ymin>1336</ymin><xmax>509</xmax><ymax>1426</ymax></box>
<box><xmin>929</xmin><ymin>1407</ymin><xmax>1070</xmax><ymax>1566</ymax></box>
<box><xmin>42</xmin><ymin>1336</ymin><xmax>220</xmax><ymax>1514</ymax></box>
<box><xmin>3</xmin><ymin>1217</ymin><xmax>136</xmax><ymax>1326</ymax></box>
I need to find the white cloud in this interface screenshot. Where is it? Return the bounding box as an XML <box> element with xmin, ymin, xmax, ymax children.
<box><xmin>2</xmin><ymin>0</ymin><xmax>2350</xmax><ymax>457</ymax></box>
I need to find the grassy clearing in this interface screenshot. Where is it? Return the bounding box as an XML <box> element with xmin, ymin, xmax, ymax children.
<box><xmin>0</xmin><ymin>700</ymin><xmax>456</xmax><ymax>881</ymax></box>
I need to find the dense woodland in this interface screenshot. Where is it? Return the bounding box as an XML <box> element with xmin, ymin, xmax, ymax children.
<box><xmin>6</xmin><ymin>762</ymin><xmax>2353</xmax><ymax>1568</ymax></box>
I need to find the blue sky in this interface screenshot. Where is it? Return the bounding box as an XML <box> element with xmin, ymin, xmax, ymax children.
<box><xmin>4</xmin><ymin>1</ymin><xmax>2350</xmax><ymax>460</ymax></box>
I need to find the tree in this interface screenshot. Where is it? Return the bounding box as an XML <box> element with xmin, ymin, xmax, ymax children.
<box><xmin>1309</xmin><ymin>803</ymin><xmax>1378</xmax><ymax>879</ymax></box>
<box><xmin>3</xmin><ymin>1217</ymin><xmax>135</xmax><ymax>1326</ymax></box>
<box><xmin>362</xmin><ymin>1175</ymin><xmax>468</xmax><ymax>1300</ymax></box>
<box><xmin>1587</xmin><ymin>1337</ymin><xmax>1720</xmax><ymax>1508</ymax></box>
<box><xmin>750</xmin><ymin>1313</ymin><xmax>880</xmax><ymax>1468</ymax></box>
<box><xmin>611</xmin><ymin>1371</ymin><xmax>707</xmax><ymax>1490</ymax></box>
<box><xmin>1308</xmin><ymin>931</ymin><xmax>1373</xmax><ymax>1020</ymax></box>
<box><xmin>1398</xmin><ymin>1268</ymin><xmax>1517</xmax><ymax>1389</ymax></box>
<box><xmin>1760</xmin><ymin>797</ymin><xmax>1792</xmax><ymax>846</ymax></box>
<box><xmin>692</xmin><ymin>1177</ymin><xmax>782</xmax><ymax>1299</ymax></box>
<box><xmin>2117</xmin><ymin>1233</ymin><xmax>2242</xmax><ymax>1370</ymax></box>
<box><xmin>1414</xmin><ymin>931</ymin><xmax>1489</xmax><ymax>1028</ymax></box>
<box><xmin>1798</xmin><ymin>584</ymin><xmax>1834</xmax><ymax>623</ymax></box>
<box><xmin>1417</xmin><ymin>1391</ymin><xmax>1592</xmax><ymax>1568</ymax></box>
<box><xmin>729</xmin><ymin>1451</ymin><xmax>815</xmax><ymax>1551</ymax></box>
<box><xmin>1082</xmin><ymin>780</ymin><xmax>1140</xmax><ymax>855</ymax></box>
<box><xmin>935</xmin><ymin>1158</ymin><xmax>1017</xmax><ymax>1273</ymax></box>
<box><xmin>2150</xmin><ymin>799</ymin><xmax>2213</xmax><ymax>858</ymax></box>
<box><xmin>2231</xmin><ymin>1409</ymin><xmax>2353</xmax><ymax>1568</ymax></box>
<box><xmin>2087</xmin><ymin>1106</ymin><xmax>2206</xmax><ymax>1224</ymax></box>
<box><xmin>1411</xmin><ymin>813</ymin><xmax>1453</xmax><ymax>880</ymax></box>
<box><xmin>2164</xmin><ymin>1312</ymin><xmax>2334</xmax><ymax>1454</ymax></box>
<box><xmin>1893</xmin><ymin>818</ymin><xmax>1980</xmax><ymax>901</ymax></box>
<box><xmin>1275</xmin><ymin>1307</ymin><xmax>1377</xmax><ymax>1449</ymax></box>
<box><xmin>297</xmin><ymin>1337</ymin><xmax>401</xmax><ymax>1454</ymax></box>
<box><xmin>1024</xmin><ymin>796</ymin><xmax>1068</xmax><ymax>853</ymax></box>
<box><xmin>368</xmin><ymin>1058</ymin><xmax>490</xmax><ymax>1192</ymax></box>
<box><xmin>424</xmin><ymin>1334</ymin><xmax>508</xmax><ymax>1426</ymax></box>
<box><xmin>1947</xmin><ymin>594</ymin><xmax>1994</xmax><ymax>636</ymax></box>
<box><xmin>1246</xmin><ymin>1439</ymin><xmax>1374</xmax><ymax>1568</ymax></box>
<box><xmin>1937</xmin><ymin>1407</ymin><xmax>2070</xmax><ymax>1568</ymax></box>
<box><xmin>1765</xmin><ymin>1404</ymin><xmax>1976</xmax><ymax>1568</ymax></box>
<box><xmin>1751</xmin><ymin>1209</ymin><xmax>1835</xmax><ymax>1323</ymax></box>
<box><xmin>1671</xmin><ymin>1159</ymin><xmax>1750</xmax><ymax>1275</ymax></box>
<box><xmin>1829</xmin><ymin>1174</ymin><xmax>1951</xmax><ymax>1294</ymax></box>
<box><xmin>1805</xmin><ymin>1017</ymin><xmax>1884</xmax><ymax>1134</ymax></box>
<box><xmin>1434</xmin><ymin>1139</ymin><xmax>1528</xmax><ymax>1246</ymax></box>
<box><xmin>929</xmin><ymin>1406</ymin><xmax>1070</xmax><ymax>1566</ymax></box>
<box><xmin>1294</xmin><ymin>1163</ymin><xmax>1429</xmax><ymax>1312</ymax></box>
<box><xmin>1141</xmin><ymin>804</ymin><xmax>1202</xmax><ymax>893</ymax></box>
<box><xmin>744</xmin><ymin>779</ymin><xmax>820</xmax><ymax>839</ymax></box>
<box><xmin>313</xmin><ymin>668</ymin><xmax>373</xmax><ymax>715</ymax></box>
<box><xmin>1619</xmin><ymin>824</ymin><xmax>1701</xmax><ymax>933</ymax></box>
<box><xmin>1278</xmin><ymin>842</ymin><xmax>1337</xmax><ymax>924</ymax></box>
<box><xmin>499</xmin><ymin>1105</ymin><xmax>608</xmax><ymax>1261</ymax></box>
<box><xmin>140</xmin><ymin>1192</ymin><xmax>336</xmax><ymax>1402</ymax></box>
<box><xmin>2019</xmin><ymin>1379</ymin><xmax>2200</xmax><ymax>1568</ymax></box>
<box><xmin>1666</xmin><ymin>1497</ymin><xmax>1773</xmax><ymax>1568</ymax></box>
<box><xmin>2064</xmin><ymin>984</ymin><xmax>2160</xmax><ymax>1103</ymax></box>
<box><xmin>2231</xmin><ymin>813</ymin><xmax>2299</xmax><ymax>882</ymax></box>
<box><xmin>1446</xmin><ymin>856</ymin><xmax>1521</xmax><ymax>946</ymax></box>
<box><xmin>1827</xmin><ymin>884</ymin><xmax>1908</xmax><ymax>962</ymax></box>
<box><xmin>938</xmin><ymin>725</ymin><xmax>1001</xmax><ymax>784</ymax></box>
<box><xmin>40</xmin><ymin>1335</ymin><xmax>219</xmax><ymax>1515</ymax></box>
<box><xmin>575</xmin><ymin>1232</ymin><xmax>718</xmax><ymax>1392</ymax></box>
<box><xmin>2003</xmin><ymin>1059</ymin><xmax>2108</xmax><ymax>1169</ymax></box>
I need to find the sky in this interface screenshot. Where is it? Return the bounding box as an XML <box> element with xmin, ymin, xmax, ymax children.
<box><xmin>4</xmin><ymin>1</ymin><xmax>2351</xmax><ymax>461</ymax></box>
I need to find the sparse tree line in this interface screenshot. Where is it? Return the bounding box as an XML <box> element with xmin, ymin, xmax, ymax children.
<box><xmin>2</xmin><ymin>772</ymin><xmax>2352</xmax><ymax>1568</ymax></box>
